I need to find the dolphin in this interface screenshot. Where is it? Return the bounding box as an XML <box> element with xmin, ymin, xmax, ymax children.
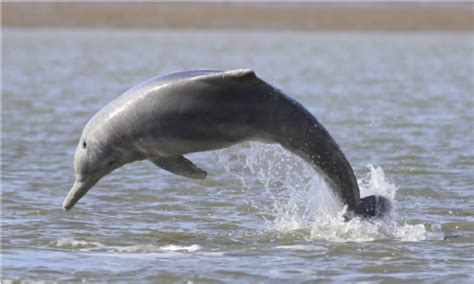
<box><xmin>63</xmin><ymin>69</ymin><xmax>389</xmax><ymax>218</ymax></box>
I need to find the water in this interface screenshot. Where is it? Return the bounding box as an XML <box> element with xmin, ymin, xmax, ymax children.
<box><xmin>2</xmin><ymin>29</ymin><xmax>473</xmax><ymax>282</ymax></box>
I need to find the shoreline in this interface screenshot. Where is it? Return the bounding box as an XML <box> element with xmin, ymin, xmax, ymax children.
<box><xmin>3</xmin><ymin>2</ymin><xmax>473</xmax><ymax>32</ymax></box>
<box><xmin>4</xmin><ymin>27</ymin><xmax>473</xmax><ymax>35</ymax></box>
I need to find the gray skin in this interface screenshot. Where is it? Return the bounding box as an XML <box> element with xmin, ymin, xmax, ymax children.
<box><xmin>63</xmin><ymin>69</ymin><xmax>389</xmax><ymax>218</ymax></box>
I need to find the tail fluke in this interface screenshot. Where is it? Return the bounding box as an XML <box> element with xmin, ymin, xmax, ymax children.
<box><xmin>350</xmin><ymin>195</ymin><xmax>392</xmax><ymax>219</ymax></box>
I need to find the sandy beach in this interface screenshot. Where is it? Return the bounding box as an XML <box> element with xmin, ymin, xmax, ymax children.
<box><xmin>3</xmin><ymin>2</ymin><xmax>473</xmax><ymax>31</ymax></box>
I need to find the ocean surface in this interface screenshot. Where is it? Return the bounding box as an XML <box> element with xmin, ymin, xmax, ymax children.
<box><xmin>2</xmin><ymin>30</ymin><xmax>473</xmax><ymax>283</ymax></box>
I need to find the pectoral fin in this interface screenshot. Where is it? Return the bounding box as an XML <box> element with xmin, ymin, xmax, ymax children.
<box><xmin>151</xmin><ymin>156</ymin><xmax>207</xmax><ymax>179</ymax></box>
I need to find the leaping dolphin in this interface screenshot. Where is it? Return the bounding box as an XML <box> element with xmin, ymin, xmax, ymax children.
<box><xmin>63</xmin><ymin>69</ymin><xmax>389</xmax><ymax>218</ymax></box>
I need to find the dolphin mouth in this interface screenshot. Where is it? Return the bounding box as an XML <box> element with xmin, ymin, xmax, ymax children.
<box><xmin>62</xmin><ymin>177</ymin><xmax>97</xmax><ymax>211</ymax></box>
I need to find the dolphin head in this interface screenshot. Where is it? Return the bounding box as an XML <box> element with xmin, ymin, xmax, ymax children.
<box><xmin>63</xmin><ymin>130</ymin><xmax>126</xmax><ymax>211</ymax></box>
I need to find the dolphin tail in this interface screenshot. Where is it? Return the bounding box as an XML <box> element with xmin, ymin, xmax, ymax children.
<box><xmin>351</xmin><ymin>195</ymin><xmax>392</xmax><ymax>218</ymax></box>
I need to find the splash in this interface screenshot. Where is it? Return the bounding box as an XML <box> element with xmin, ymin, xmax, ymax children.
<box><xmin>212</xmin><ymin>142</ymin><xmax>439</xmax><ymax>242</ymax></box>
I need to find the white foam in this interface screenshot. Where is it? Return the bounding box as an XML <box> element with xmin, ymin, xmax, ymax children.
<box><xmin>114</xmin><ymin>244</ymin><xmax>162</xmax><ymax>253</ymax></box>
<box><xmin>111</xmin><ymin>244</ymin><xmax>201</xmax><ymax>253</ymax></box>
<box><xmin>51</xmin><ymin>239</ymin><xmax>202</xmax><ymax>253</ymax></box>
<box><xmin>52</xmin><ymin>239</ymin><xmax>106</xmax><ymax>251</ymax></box>
<box><xmin>159</xmin><ymin>244</ymin><xmax>201</xmax><ymax>253</ymax></box>
<box><xmin>275</xmin><ymin>245</ymin><xmax>328</xmax><ymax>253</ymax></box>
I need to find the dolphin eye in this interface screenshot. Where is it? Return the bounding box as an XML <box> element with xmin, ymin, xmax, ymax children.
<box><xmin>107</xmin><ymin>160</ymin><xmax>116</xmax><ymax>166</ymax></box>
<box><xmin>82</xmin><ymin>141</ymin><xmax>87</xmax><ymax>149</ymax></box>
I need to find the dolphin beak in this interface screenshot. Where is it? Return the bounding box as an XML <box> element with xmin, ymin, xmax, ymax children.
<box><xmin>62</xmin><ymin>178</ymin><xmax>97</xmax><ymax>211</ymax></box>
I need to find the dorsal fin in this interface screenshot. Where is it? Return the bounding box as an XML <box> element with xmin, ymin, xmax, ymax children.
<box><xmin>222</xmin><ymin>69</ymin><xmax>257</xmax><ymax>79</ymax></box>
<box><xmin>194</xmin><ymin>69</ymin><xmax>258</xmax><ymax>83</ymax></box>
